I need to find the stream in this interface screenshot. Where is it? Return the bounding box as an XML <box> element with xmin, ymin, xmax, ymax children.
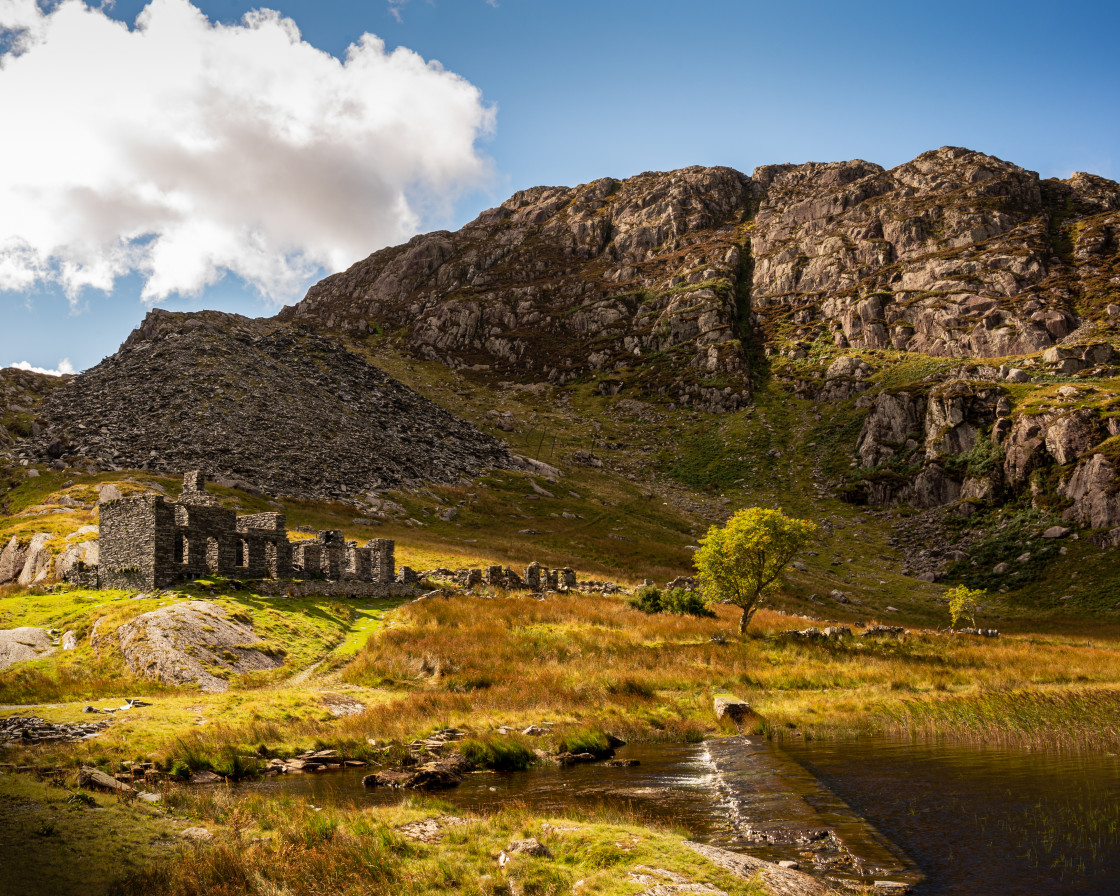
<box><xmin>248</xmin><ymin>736</ymin><xmax>1120</xmax><ymax>894</ymax></box>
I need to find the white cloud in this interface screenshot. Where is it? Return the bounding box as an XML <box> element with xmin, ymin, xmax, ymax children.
<box><xmin>0</xmin><ymin>0</ymin><xmax>495</xmax><ymax>304</ymax></box>
<box><xmin>7</xmin><ymin>358</ymin><xmax>76</xmax><ymax>376</ymax></box>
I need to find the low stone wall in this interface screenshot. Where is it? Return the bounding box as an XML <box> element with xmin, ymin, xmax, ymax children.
<box><xmin>251</xmin><ymin>580</ymin><xmax>415</xmax><ymax>599</ymax></box>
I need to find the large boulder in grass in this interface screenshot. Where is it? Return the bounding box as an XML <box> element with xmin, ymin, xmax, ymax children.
<box><xmin>16</xmin><ymin>533</ymin><xmax>53</xmax><ymax>585</ymax></box>
<box><xmin>115</xmin><ymin>600</ymin><xmax>283</xmax><ymax>693</ymax></box>
<box><xmin>0</xmin><ymin>627</ymin><xmax>54</xmax><ymax>670</ymax></box>
<box><xmin>0</xmin><ymin>537</ymin><xmax>27</xmax><ymax>584</ymax></box>
<box><xmin>78</xmin><ymin>766</ymin><xmax>134</xmax><ymax>795</ymax></box>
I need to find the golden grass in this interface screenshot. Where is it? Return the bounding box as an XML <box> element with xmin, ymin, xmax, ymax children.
<box><xmin>112</xmin><ymin>787</ymin><xmax>770</xmax><ymax>896</ymax></box>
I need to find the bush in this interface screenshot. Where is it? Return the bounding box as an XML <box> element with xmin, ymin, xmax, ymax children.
<box><xmin>662</xmin><ymin>587</ymin><xmax>715</xmax><ymax>617</ymax></box>
<box><xmin>946</xmin><ymin>584</ymin><xmax>985</xmax><ymax>628</ymax></box>
<box><xmin>628</xmin><ymin>585</ymin><xmax>714</xmax><ymax>617</ymax></box>
<box><xmin>628</xmin><ymin>585</ymin><xmax>663</xmax><ymax>614</ymax></box>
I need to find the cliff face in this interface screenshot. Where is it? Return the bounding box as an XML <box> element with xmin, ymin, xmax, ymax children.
<box><xmin>281</xmin><ymin>165</ymin><xmax>757</xmax><ymax>412</ymax></box>
<box><xmin>282</xmin><ymin>147</ymin><xmax>1120</xmax><ymax>403</ymax></box>
<box><xmin>17</xmin><ymin>310</ymin><xmax>513</xmax><ymax>503</ymax></box>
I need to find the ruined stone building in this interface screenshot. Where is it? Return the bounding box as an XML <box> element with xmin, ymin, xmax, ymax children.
<box><xmin>72</xmin><ymin>472</ymin><xmax>394</xmax><ymax>590</ymax></box>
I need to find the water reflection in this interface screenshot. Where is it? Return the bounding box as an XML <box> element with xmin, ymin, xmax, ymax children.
<box><xmin>779</xmin><ymin>738</ymin><xmax>1120</xmax><ymax>896</ymax></box>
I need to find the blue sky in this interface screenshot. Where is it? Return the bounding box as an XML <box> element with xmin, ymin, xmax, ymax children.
<box><xmin>2</xmin><ymin>0</ymin><xmax>1118</xmax><ymax>373</ymax></box>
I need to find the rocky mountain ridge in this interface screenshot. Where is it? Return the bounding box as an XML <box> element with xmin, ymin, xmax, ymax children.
<box><xmin>283</xmin><ymin>146</ymin><xmax>1120</xmax><ymax>411</ymax></box>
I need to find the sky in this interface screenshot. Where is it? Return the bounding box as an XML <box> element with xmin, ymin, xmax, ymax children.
<box><xmin>2</xmin><ymin>0</ymin><xmax>1119</xmax><ymax>374</ymax></box>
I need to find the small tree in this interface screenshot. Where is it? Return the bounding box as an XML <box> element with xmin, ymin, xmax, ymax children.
<box><xmin>946</xmin><ymin>584</ymin><xmax>984</xmax><ymax>629</ymax></box>
<box><xmin>695</xmin><ymin>507</ymin><xmax>817</xmax><ymax>634</ymax></box>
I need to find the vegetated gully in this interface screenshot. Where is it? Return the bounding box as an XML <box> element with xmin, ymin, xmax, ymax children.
<box><xmin>246</xmin><ymin>735</ymin><xmax>1120</xmax><ymax>894</ymax></box>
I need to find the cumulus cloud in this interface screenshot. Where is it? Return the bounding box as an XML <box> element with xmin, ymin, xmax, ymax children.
<box><xmin>0</xmin><ymin>0</ymin><xmax>495</xmax><ymax>303</ymax></box>
<box><xmin>7</xmin><ymin>358</ymin><xmax>76</xmax><ymax>376</ymax></box>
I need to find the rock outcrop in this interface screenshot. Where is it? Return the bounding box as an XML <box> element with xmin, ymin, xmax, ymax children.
<box><xmin>0</xmin><ymin>627</ymin><xmax>54</xmax><ymax>670</ymax></box>
<box><xmin>18</xmin><ymin>310</ymin><xmax>513</xmax><ymax>502</ymax></box>
<box><xmin>284</xmin><ymin>147</ymin><xmax>1119</xmax><ymax>406</ymax></box>
<box><xmin>113</xmin><ymin>600</ymin><xmax>284</xmax><ymax>692</ymax></box>
<box><xmin>282</xmin><ymin>166</ymin><xmax>756</xmax><ymax>412</ymax></box>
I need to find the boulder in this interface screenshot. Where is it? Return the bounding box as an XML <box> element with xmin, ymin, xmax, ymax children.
<box><xmin>1041</xmin><ymin>526</ymin><xmax>1070</xmax><ymax>539</ymax></box>
<box><xmin>0</xmin><ymin>536</ymin><xmax>27</xmax><ymax>585</ymax></box>
<box><xmin>55</xmin><ymin>540</ymin><xmax>99</xmax><ymax>579</ymax></box>
<box><xmin>714</xmin><ymin>695</ymin><xmax>751</xmax><ymax>722</ymax></box>
<box><xmin>363</xmin><ymin>754</ymin><xmax>472</xmax><ymax>790</ymax></box>
<box><xmin>78</xmin><ymin>765</ymin><xmax>134</xmax><ymax>794</ymax></box>
<box><xmin>97</xmin><ymin>484</ymin><xmax>123</xmax><ymax>503</ymax></box>
<box><xmin>16</xmin><ymin>533</ymin><xmax>52</xmax><ymax>585</ymax></box>
<box><xmin>115</xmin><ymin>600</ymin><xmax>283</xmax><ymax>693</ymax></box>
<box><xmin>0</xmin><ymin>627</ymin><xmax>54</xmax><ymax>670</ymax></box>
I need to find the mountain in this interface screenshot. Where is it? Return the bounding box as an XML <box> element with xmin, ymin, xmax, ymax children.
<box><xmin>15</xmin><ymin>310</ymin><xmax>513</xmax><ymax>502</ymax></box>
<box><xmin>275</xmin><ymin>146</ymin><xmax>1120</xmax><ymax>538</ymax></box>
<box><xmin>281</xmin><ymin>146</ymin><xmax>1120</xmax><ymax>410</ymax></box>
<box><xmin>8</xmin><ymin>146</ymin><xmax>1120</xmax><ymax>546</ymax></box>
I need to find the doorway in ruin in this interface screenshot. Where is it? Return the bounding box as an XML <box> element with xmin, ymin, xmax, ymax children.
<box><xmin>175</xmin><ymin>534</ymin><xmax>189</xmax><ymax>565</ymax></box>
<box><xmin>206</xmin><ymin>537</ymin><xmax>219</xmax><ymax>573</ymax></box>
<box><xmin>265</xmin><ymin>542</ymin><xmax>278</xmax><ymax>578</ymax></box>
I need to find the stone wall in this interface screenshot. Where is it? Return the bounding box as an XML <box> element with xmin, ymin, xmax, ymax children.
<box><xmin>251</xmin><ymin>581</ymin><xmax>414</xmax><ymax>599</ymax></box>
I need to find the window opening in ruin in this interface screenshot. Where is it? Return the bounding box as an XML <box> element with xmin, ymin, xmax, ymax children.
<box><xmin>206</xmin><ymin>537</ymin><xmax>219</xmax><ymax>573</ymax></box>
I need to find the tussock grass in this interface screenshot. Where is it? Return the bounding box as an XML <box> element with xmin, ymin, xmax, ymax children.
<box><xmin>459</xmin><ymin>735</ymin><xmax>536</xmax><ymax>770</ymax></box>
<box><xmin>113</xmin><ymin>789</ymin><xmax>769</xmax><ymax>896</ymax></box>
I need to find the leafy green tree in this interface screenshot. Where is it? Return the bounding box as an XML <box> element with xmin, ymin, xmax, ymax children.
<box><xmin>695</xmin><ymin>507</ymin><xmax>817</xmax><ymax>634</ymax></box>
<box><xmin>946</xmin><ymin>584</ymin><xmax>984</xmax><ymax>628</ymax></box>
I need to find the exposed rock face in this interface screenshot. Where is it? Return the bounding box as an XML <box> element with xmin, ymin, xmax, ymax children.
<box><xmin>857</xmin><ymin>392</ymin><xmax>925</xmax><ymax>468</ymax></box>
<box><xmin>1061</xmin><ymin>454</ymin><xmax>1120</xmax><ymax>529</ymax></box>
<box><xmin>922</xmin><ymin>381</ymin><xmax>1004</xmax><ymax>460</ymax></box>
<box><xmin>282</xmin><ymin>166</ymin><xmax>755</xmax><ymax>412</ymax></box>
<box><xmin>113</xmin><ymin>600</ymin><xmax>283</xmax><ymax>692</ymax></box>
<box><xmin>285</xmin><ymin>147</ymin><xmax>1119</xmax><ymax>402</ymax></box>
<box><xmin>752</xmin><ymin>148</ymin><xmax>1090</xmax><ymax>358</ymax></box>
<box><xmin>0</xmin><ymin>626</ymin><xmax>53</xmax><ymax>670</ymax></box>
<box><xmin>19</xmin><ymin>310</ymin><xmax>513</xmax><ymax>502</ymax></box>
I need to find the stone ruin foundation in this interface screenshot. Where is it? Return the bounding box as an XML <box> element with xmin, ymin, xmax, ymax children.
<box><xmin>71</xmin><ymin>471</ymin><xmax>396</xmax><ymax>591</ymax></box>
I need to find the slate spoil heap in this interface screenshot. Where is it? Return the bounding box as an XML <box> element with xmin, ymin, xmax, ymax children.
<box><xmin>19</xmin><ymin>311</ymin><xmax>513</xmax><ymax>502</ymax></box>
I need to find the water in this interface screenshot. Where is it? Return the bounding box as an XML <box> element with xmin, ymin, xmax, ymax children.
<box><xmin>249</xmin><ymin>737</ymin><xmax>1120</xmax><ymax>894</ymax></box>
<box><xmin>779</xmin><ymin>738</ymin><xmax>1120</xmax><ymax>896</ymax></box>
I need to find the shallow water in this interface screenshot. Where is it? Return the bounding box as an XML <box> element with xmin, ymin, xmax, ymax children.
<box><xmin>249</xmin><ymin>737</ymin><xmax>917</xmax><ymax>887</ymax></box>
<box><xmin>248</xmin><ymin>736</ymin><xmax>1120</xmax><ymax>894</ymax></box>
<box><xmin>779</xmin><ymin>738</ymin><xmax>1120</xmax><ymax>895</ymax></box>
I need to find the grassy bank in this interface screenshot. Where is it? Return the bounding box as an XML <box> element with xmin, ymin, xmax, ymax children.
<box><xmin>2</xmin><ymin>772</ymin><xmax>771</xmax><ymax>896</ymax></box>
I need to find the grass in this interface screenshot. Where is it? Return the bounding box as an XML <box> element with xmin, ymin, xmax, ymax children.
<box><xmin>109</xmin><ymin>792</ymin><xmax>772</xmax><ymax>896</ymax></box>
<box><xmin>0</xmin><ymin>772</ymin><xmax>190</xmax><ymax>896</ymax></box>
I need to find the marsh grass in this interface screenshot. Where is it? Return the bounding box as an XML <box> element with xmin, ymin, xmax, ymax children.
<box><xmin>878</xmin><ymin>685</ymin><xmax>1120</xmax><ymax>750</ymax></box>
